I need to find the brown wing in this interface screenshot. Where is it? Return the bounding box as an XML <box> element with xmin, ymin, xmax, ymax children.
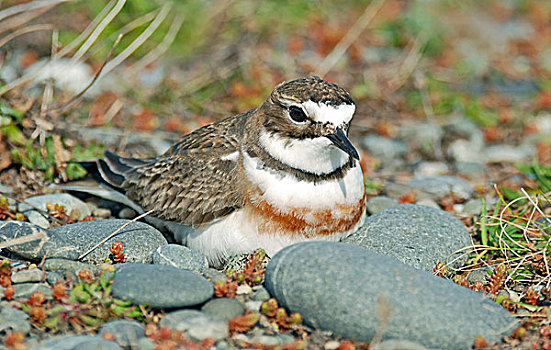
<box><xmin>97</xmin><ymin>112</ymin><xmax>249</xmax><ymax>227</ymax></box>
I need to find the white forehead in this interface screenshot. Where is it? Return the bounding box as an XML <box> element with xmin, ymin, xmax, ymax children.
<box><xmin>300</xmin><ymin>100</ymin><xmax>355</xmax><ymax>125</ymax></box>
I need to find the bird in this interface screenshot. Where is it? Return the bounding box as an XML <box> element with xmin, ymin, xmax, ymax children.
<box><xmin>90</xmin><ymin>76</ymin><xmax>366</xmax><ymax>267</ymax></box>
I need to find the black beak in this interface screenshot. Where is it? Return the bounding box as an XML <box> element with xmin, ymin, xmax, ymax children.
<box><xmin>325</xmin><ymin>128</ymin><xmax>360</xmax><ymax>160</ymax></box>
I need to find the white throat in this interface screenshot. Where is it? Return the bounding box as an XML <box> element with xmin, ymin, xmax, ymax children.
<box><xmin>259</xmin><ymin>130</ymin><xmax>350</xmax><ymax>174</ymax></box>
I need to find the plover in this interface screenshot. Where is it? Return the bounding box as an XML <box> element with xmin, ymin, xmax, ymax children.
<box><xmin>94</xmin><ymin>76</ymin><xmax>366</xmax><ymax>267</ymax></box>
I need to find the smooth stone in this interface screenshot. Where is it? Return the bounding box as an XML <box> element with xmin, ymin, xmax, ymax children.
<box><xmin>343</xmin><ymin>204</ymin><xmax>471</xmax><ymax>271</ymax></box>
<box><xmin>372</xmin><ymin>339</ymin><xmax>428</xmax><ymax>350</ymax></box>
<box><xmin>236</xmin><ymin>329</ymin><xmax>296</xmax><ymax>346</ymax></box>
<box><xmin>98</xmin><ymin>320</ymin><xmax>145</xmax><ymax>348</ymax></box>
<box><xmin>44</xmin><ymin>258</ymin><xmax>102</xmax><ymax>277</ymax></box>
<box><xmin>159</xmin><ymin>309</ymin><xmax>228</xmax><ymax>341</ymax></box>
<box><xmin>484</xmin><ymin>144</ymin><xmax>534</xmax><ymax>163</ymax></box>
<box><xmin>29</xmin><ymin>335</ymin><xmax>121</xmax><ymax>350</ymax></box>
<box><xmin>407</xmin><ymin>176</ymin><xmax>473</xmax><ymax>200</ymax></box>
<box><xmin>0</xmin><ymin>306</ymin><xmax>31</xmax><ymax>334</ymax></box>
<box><xmin>46</xmin><ymin>271</ymin><xmax>63</xmax><ymax>285</ymax></box>
<box><xmin>92</xmin><ymin>208</ymin><xmax>112</xmax><ymax>219</ymax></box>
<box><xmin>366</xmin><ymin>196</ymin><xmax>399</xmax><ymax>215</ymax></box>
<box><xmin>361</xmin><ymin>135</ymin><xmax>408</xmax><ymax>161</ymax></box>
<box><xmin>152</xmin><ymin>244</ymin><xmax>208</xmax><ymax>273</ymax></box>
<box><xmin>399</xmin><ymin>122</ymin><xmax>443</xmax><ymax>148</ymax></box>
<box><xmin>462</xmin><ymin>198</ymin><xmax>483</xmax><ymax>216</ymax></box>
<box><xmin>251</xmin><ymin>286</ymin><xmax>271</xmax><ymax>302</ymax></box>
<box><xmin>13</xmin><ymin>283</ymin><xmax>52</xmax><ymax>299</ymax></box>
<box><xmin>265</xmin><ymin>241</ymin><xmax>517</xmax><ymax>349</ymax></box>
<box><xmin>0</xmin><ymin>183</ymin><xmax>14</xmax><ymax>194</ymax></box>
<box><xmin>444</xmin><ymin>118</ymin><xmax>482</xmax><ymax>139</ymax></box>
<box><xmin>201</xmin><ymin>298</ymin><xmax>245</xmax><ymax>321</ymax></box>
<box><xmin>413</xmin><ymin>161</ymin><xmax>449</xmax><ymax>178</ymax></box>
<box><xmin>0</xmin><ymin>221</ymin><xmax>78</xmax><ymax>261</ymax></box>
<box><xmin>137</xmin><ymin>337</ymin><xmax>156</xmax><ymax>350</ymax></box>
<box><xmin>11</xmin><ymin>268</ymin><xmax>45</xmax><ymax>284</ymax></box>
<box><xmin>415</xmin><ymin>199</ymin><xmax>440</xmax><ymax>209</ymax></box>
<box><xmin>455</xmin><ymin>162</ymin><xmax>486</xmax><ymax>177</ymax></box>
<box><xmin>467</xmin><ymin>268</ymin><xmax>490</xmax><ymax>284</ymax></box>
<box><xmin>47</xmin><ymin>219</ymin><xmax>168</xmax><ymax>264</ymax></box>
<box><xmin>20</xmin><ymin>210</ymin><xmax>50</xmax><ymax>229</ymax></box>
<box><xmin>244</xmin><ymin>300</ymin><xmax>263</xmax><ymax>312</ymax></box>
<box><xmin>447</xmin><ymin>139</ymin><xmax>484</xmax><ymax>163</ymax></box>
<box><xmin>118</xmin><ymin>208</ymin><xmax>137</xmax><ymax>219</ymax></box>
<box><xmin>383</xmin><ymin>182</ymin><xmax>433</xmax><ymax>201</ymax></box>
<box><xmin>202</xmin><ymin>268</ymin><xmax>228</xmax><ymax>284</ymax></box>
<box><xmin>18</xmin><ymin>193</ymin><xmax>91</xmax><ymax>225</ymax></box>
<box><xmin>112</xmin><ymin>263</ymin><xmax>213</xmax><ymax>309</ymax></box>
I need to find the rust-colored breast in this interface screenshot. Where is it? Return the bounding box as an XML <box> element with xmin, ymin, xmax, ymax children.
<box><xmin>245</xmin><ymin>190</ymin><xmax>366</xmax><ymax>238</ymax></box>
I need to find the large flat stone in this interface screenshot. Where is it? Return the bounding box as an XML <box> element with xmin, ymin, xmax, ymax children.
<box><xmin>265</xmin><ymin>241</ymin><xmax>517</xmax><ymax>350</ymax></box>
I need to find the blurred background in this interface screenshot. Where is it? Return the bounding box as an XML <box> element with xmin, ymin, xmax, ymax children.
<box><xmin>0</xmin><ymin>0</ymin><xmax>550</xmax><ymax>191</ymax></box>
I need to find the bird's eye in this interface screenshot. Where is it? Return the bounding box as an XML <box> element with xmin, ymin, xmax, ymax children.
<box><xmin>288</xmin><ymin>106</ymin><xmax>307</xmax><ymax>123</ymax></box>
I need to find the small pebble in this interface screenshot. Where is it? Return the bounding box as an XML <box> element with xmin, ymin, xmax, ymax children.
<box><xmin>98</xmin><ymin>320</ymin><xmax>145</xmax><ymax>348</ymax></box>
<box><xmin>202</xmin><ymin>298</ymin><xmax>245</xmax><ymax>321</ymax></box>
<box><xmin>236</xmin><ymin>284</ymin><xmax>253</xmax><ymax>295</ymax></box>
<box><xmin>0</xmin><ymin>306</ymin><xmax>31</xmax><ymax>334</ymax></box>
<box><xmin>118</xmin><ymin>208</ymin><xmax>137</xmax><ymax>219</ymax></box>
<box><xmin>112</xmin><ymin>263</ymin><xmax>213</xmax><ymax>309</ymax></box>
<box><xmin>13</xmin><ymin>283</ymin><xmax>52</xmax><ymax>299</ymax></box>
<box><xmin>251</xmin><ymin>286</ymin><xmax>271</xmax><ymax>301</ymax></box>
<box><xmin>160</xmin><ymin>310</ymin><xmax>228</xmax><ymax>341</ymax></box>
<box><xmin>11</xmin><ymin>268</ymin><xmax>45</xmax><ymax>284</ymax></box>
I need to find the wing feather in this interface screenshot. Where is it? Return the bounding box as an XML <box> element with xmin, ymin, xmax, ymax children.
<box><xmin>96</xmin><ymin>113</ymin><xmax>249</xmax><ymax>227</ymax></box>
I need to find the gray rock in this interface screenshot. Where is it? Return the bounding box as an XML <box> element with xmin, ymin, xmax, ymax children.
<box><xmin>112</xmin><ymin>263</ymin><xmax>213</xmax><ymax>309</ymax></box>
<box><xmin>484</xmin><ymin>144</ymin><xmax>534</xmax><ymax>163</ymax></box>
<box><xmin>46</xmin><ymin>271</ymin><xmax>62</xmax><ymax>285</ymax></box>
<box><xmin>98</xmin><ymin>320</ymin><xmax>145</xmax><ymax>348</ymax></box>
<box><xmin>251</xmin><ymin>286</ymin><xmax>271</xmax><ymax>302</ymax></box>
<box><xmin>44</xmin><ymin>258</ymin><xmax>102</xmax><ymax>277</ymax></box>
<box><xmin>0</xmin><ymin>306</ymin><xmax>31</xmax><ymax>334</ymax></box>
<box><xmin>384</xmin><ymin>182</ymin><xmax>433</xmax><ymax>201</ymax></box>
<box><xmin>467</xmin><ymin>268</ymin><xmax>490</xmax><ymax>284</ymax></box>
<box><xmin>413</xmin><ymin>162</ymin><xmax>449</xmax><ymax>178</ymax></box>
<box><xmin>13</xmin><ymin>283</ymin><xmax>52</xmax><ymax>299</ymax></box>
<box><xmin>137</xmin><ymin>337</ymin><xmax>156</xmax><ymax>350</ymax></box>
<box><xmin>160</xmin><ymin>309</ymin><xmax>228</xmax><ymax>341</ymax></box>
<box><xmin>265</xmin><ymin>241</ymin><xmax>517</xmax><ymax>349</ymax></box>
<box><xmin>444</xmin><ymin>118</ymin><xmax>482</xmax><ymax>140</ymax></box>
<box><xmin>455</xmin><ymin>162</ymin><xmax>486</xmax><ymax>178</ymax></box>
<box><xmin>361</xmin><ymin>135</ymin><xmax>408</xmax><ymax>161</ymax></box>
<box><xmin>11</xmin><ymin>268</ymin><xmax>45</xmax><ymax>284</ymax></box>
<box><xmin>0</xmin><ymin>183</ymin><xmax>14</xmax><ymax>194</ymax></box>
<box><xmin>462</xmin><ymin>198</ymin><xmax>483</xmax><ymax>216</ymax></box>
<box><xmin>416</xmin><ymin>199</ymin><xmax>440</xmax><ymax>209</ymax></box>
<box><xmin>372</xmin><ymin>339</ymin><xmax>428</xmax><ymax>350</ymax></box>
<box><xmin>0</xmin><ymin>221</ymin><xmax>78</xmax><ymax>261</ymax></box>
<box><xmin>47</xmin><ymin>219</ymin><xmax>167</xmax><ymax>264</ymax></box>
<box><xmin>18</xmin><ymin>193</ymin><xmax>91</xmax><ymax>228</ymax></box>
<box><xmin>399</xmin><ymin>122</ymin><xmax>443</xmax><ymax>149</ymax></box>
<box><xmin>202</xmin><ymin>298</ymin><xmax>245</xmax><ymax>321</ymax></box>
<box><xmin>407</xmin><ymin>176</ymin><xmax>473</xmax><ymax>200</ymax></box>
<box><xmin>366</xmin><ymin>196</ymin><xmax>399</xmax><ymax>215</ymax></box>
<box><xmin>118</xmin><ymin>208</ymin><xmax>137</xmax><ymax>219</ymax></box>
<box><xmin>152</xmin><ymin>244</ymin><xmax>208</xmax><ymax>273</ymax></box>
<box><xmin>447</xmin><ymin>139</ymin><xmax>484</xmax><ymax>163</ymax></box>
<box><xmin>29</xmin><ymin>335</ymin><xmax>121</xmax><ymax>350</ymax></box>
<box><xmin>245</xmin><ymin>300</ymin><xmax>263</xmax><ymax>312</ymax></box>
<box><xmin>202</xmin><ymin>268</ymin><xmax>228</xmax><ymax>284</ymax></box>
<box><xmin>234</xmin><ymin>330</ymin><xmax>296</xmax><ymax>346</ymax></box>
<box><xmin>343</xmin><ymin>204</ymin><xmax>471</xmax><ymax>271</ymax></box>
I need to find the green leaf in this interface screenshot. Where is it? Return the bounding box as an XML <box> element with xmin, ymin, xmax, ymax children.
<box><xmin>66</xmin><ymin>163</ymin><xmax>87</xmax><ymax>180</ymax></box>
<box><xmin>2</xmin><ymin>125</ymin><xmax>27</xmax><ymax>145</ymax></box>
